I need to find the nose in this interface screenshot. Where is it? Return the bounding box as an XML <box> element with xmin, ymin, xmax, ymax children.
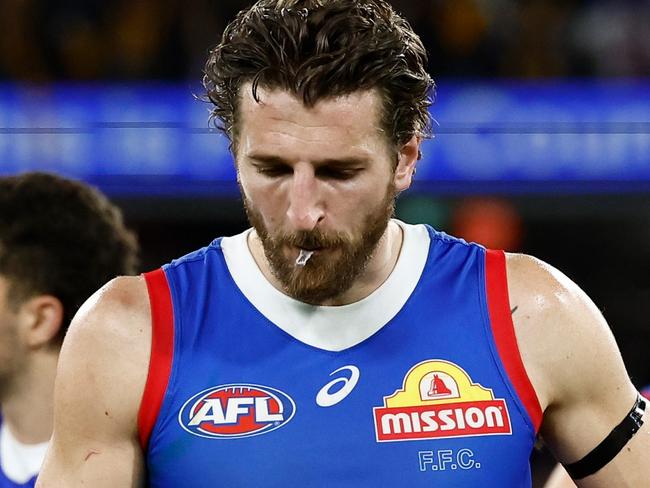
<box><xmin>286</xmin><ymin>165</ymin><xmax>324</xmax><ymax>231</ymax></box>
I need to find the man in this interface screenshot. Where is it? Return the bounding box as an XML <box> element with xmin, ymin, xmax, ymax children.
<box><xmin>0</xmin><ymin>172</ymin><xmax>138</xmax><ymax>487</ymax></box>
<box><xmin>38</xmin><ymin>1</ymin><xmax>649</xmax><ymax>486</ymax></box>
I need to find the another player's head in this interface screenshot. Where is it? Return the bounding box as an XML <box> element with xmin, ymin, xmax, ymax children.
<box><xmin>0</xmin><ymin>172</ymin><xmax>138</xmax><ymax>398</ymax></box>
<box><xmin>204</xmin><ymin>0</ymin><xmax>433</xmax><ymax>304</ymax></box>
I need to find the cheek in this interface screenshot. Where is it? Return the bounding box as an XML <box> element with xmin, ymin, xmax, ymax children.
<box><xmin>240</xmin><ymin>169</ymin><xmax>282</xmax><ymax>207</ymax></box>
<box><xmin>320</xmin><ymin>186</ymin><xmax>379</xmax><ymax>229</ymax></box>
<box><xmin>245</xmin><ymin>182</ymin><xmax>287</xmax><ymax>227</ymax></box>
<box><xmin>335</xmin><ymin>179</ymin><xmax>385</xmax><ymax>209</ymax></box>
<box><xmin>0</xmin><ymin>316</ymin><xmax>19</xmax><ymax>363</ymax></box>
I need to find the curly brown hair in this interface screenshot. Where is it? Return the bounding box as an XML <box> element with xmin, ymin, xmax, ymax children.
<box><xmin>204</xmin><ymin>0</ymin><xmax>434</xmax><ymax>153</ymax></box>
<box><xmin>0</xmin><ymin>172</ymin><xmax>139</xmax><ymax>341</ymax></box>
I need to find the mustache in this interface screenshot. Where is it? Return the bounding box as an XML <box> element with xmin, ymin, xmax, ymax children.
<box><xmin>274</xmin><ymin>229</ymin><xmax>350</xmax><ymax>250</ymax></box>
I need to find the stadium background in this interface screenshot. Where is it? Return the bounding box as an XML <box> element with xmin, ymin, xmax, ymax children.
<box><xmin>1</xmin><ymin>1</ymin><xmax>649</xmax><ymax>485</ymax></box>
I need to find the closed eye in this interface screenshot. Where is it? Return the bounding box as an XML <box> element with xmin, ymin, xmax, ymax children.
<box><xmin>254</xmin><ymin>164</ymin><xmax>293</xmax><ymax>177</ymax></box>
<box><xmin>315</xmin><ymin>167</ymin><xmax>361</xmax><ymax>180</ymax></box>
<box><xmin>247</xmin><ymin>154</ymin><xmax>367</xmax><ymax>181</ymax></box>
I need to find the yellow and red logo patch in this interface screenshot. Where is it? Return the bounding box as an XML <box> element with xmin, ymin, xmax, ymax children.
<box><xmin>373</xmin><ymin>360</ymin><xmax>512</xmax><ymax>442</ymax></box>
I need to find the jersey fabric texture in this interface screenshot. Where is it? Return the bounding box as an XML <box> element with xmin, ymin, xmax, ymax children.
<box><xmin>0</xmin><ymin>417</ymin><xmax>38</xmax><ymax>488</ymax></box>
<box><xmin>140</xmin><ymin>223</ymin><xmax>542</xmax><ymax>488</ymax></box>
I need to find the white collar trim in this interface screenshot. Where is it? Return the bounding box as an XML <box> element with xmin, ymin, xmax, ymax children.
<box><xmin>0</xmin><ymin>420</ymin><xmax>48</xmax><ymax>484</ymax></box>
<box><xmin>221</xmin><ymin>220</ymin><xmax>430</xmax><ymax>352</ymax></box>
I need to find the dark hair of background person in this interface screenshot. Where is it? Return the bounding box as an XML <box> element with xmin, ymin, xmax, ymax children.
<box><xmin>0</xmin><ymin>172</ymin><xmax>139</xmax><ymax>341</ymax></box>
<box><xmin>203</xmin><ymin>0</ymin><xmax>435</xmax><ymax>153</ymax></box>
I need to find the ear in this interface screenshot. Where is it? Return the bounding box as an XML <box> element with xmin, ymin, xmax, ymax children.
<box><xmin>393</xmin><ymin>135</ymin><xmax>421</xmax><ymax>192</ymax></box>
<box><xmin>19</xmin><ymin>295</ymin><xmax>64</xmax><ymax>348</ymax></box>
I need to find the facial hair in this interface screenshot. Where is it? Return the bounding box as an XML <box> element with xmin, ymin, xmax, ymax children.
<box><xmin>244</xmin><ymin>183</ymin><xmax>396</xmax><ymax>305</ymax></box>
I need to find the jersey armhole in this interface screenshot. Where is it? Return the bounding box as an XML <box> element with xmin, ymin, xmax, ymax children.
<box><xmin>485</xmin><ymin>249</ymin><xmax>543</xmax><ymax>433</ymax></box>
<box><xmin>138</xmin><ymin>268</ymin><xmax>175</xmax><ymax>451</ymax></box>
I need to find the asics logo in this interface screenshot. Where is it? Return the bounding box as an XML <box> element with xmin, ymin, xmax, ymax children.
<box><xmin>316</xmin><ymin>365</ymin><xmax>360</xmax><ymax>407</ymax></box>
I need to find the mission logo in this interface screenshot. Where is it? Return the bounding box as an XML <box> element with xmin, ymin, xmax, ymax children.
<box><xmin>374</xmin><ymin>360</ymin><xmax>512</xmax><ymax>442</ymax></box>
<box><xmin>178</xmin><ymin>384</ymin><xmax>296</xmax><ymax>439</ymax></box>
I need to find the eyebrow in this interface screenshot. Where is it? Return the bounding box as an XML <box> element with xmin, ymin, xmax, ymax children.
<box><xmin>246</xmin><ymin>154</ymin><xmax>370</xmax><ymax>167</ymax></box>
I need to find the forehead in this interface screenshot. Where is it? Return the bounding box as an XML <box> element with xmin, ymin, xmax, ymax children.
<box><xmin>236</xmin><ymin>85</ymin><xmax>390</xmax><ymax>160</ymax></box>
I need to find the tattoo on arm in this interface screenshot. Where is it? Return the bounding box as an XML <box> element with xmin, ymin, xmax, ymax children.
<box><xmin>511</xmin><ymin>306</ymin><xmax>518</xmax><ymax>315</ymax></box>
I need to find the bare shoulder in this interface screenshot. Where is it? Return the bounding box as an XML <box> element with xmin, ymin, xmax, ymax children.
<box><xmin>503</xmin><ymin>253</ymin><xmax>629</xmax><ymax>404</ymax></box>
<box><xmin>58</xmin><ymin>275</ymin><xmax>151</xmax><ymax>432</ymax></box>
<box><xmin>37</xmin><ymin>276</ymin><xmax>151</xmax><ymax>487</ymax></box>
<box><xmin>503</xmin><ymin>253</ymin><xmax>640</xmax><ymax>464</ymax></box>
<box><xmin>64</xmin><ymin>275</ymin><xmax>151</xmax><ymax>360</ymax></box>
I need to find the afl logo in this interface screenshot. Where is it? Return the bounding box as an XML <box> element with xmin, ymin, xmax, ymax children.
<box><xmin>178</xmin><ymin>384</ymin><xmax>296</xmax><ymax>439</ymax></box>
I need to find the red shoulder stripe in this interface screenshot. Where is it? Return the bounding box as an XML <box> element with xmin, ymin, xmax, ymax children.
<box><xmin>138</xmin><ymin>268</ymin><xmax>175</xmax><ymax>451</ymax></box>
<box><xmin>485</xmin><ymin>249</ymin><xmax>543</xmax><ymax>433</ymax></box>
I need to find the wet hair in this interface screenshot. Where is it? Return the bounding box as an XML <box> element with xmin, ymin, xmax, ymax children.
<box><xmin>204</xmin><ymin>0</ymin><xmax>434</xmax><ymax>153</ymax></box>
<box><xmin>0</xmin><ymin>172</ymin><xmax>139</xmax><ymax>341</ymax></box>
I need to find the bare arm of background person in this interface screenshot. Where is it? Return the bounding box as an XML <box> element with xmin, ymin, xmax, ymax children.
<box><xmin>36</xmin><ymin>276</ymin><xmax>150</xmax><ymax>487</ymax></box>
<box><xmin>507</xmin><ymin>254</ymin><xmax>650</xmax><ymax>488</ymax></box>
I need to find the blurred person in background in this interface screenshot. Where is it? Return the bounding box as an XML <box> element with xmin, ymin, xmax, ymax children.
<box><xmin>0</xmin><ymin>172</ymin><xmax>138</xmax><ymax>487</ymax></box>
<box><xmin>37</xmin><ymin>1</ymin><xmax>649</xmax><ymax>487</ymax></box>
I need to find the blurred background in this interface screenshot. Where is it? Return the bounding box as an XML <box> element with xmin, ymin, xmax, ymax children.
<box><xmin>0</xmin><ymin>1</ymin><xmax>649</xmax><ymax>483</ymax></box>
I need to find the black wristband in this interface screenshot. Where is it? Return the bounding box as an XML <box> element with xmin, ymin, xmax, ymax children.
<box><xmin>564</xmin><ymin>394</ymin><xmax>646</xmax><ymax>480</ymax></box>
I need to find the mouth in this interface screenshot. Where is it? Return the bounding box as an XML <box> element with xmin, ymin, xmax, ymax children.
<box><xmin>297</xmin><ymin>245</ymin><xmax>323</xmax><ymax>253</ymax></box>
<box><xmin>295</xmin><ymin>248</ymin><xmax>316</xmax><ymax>267</ymax></box>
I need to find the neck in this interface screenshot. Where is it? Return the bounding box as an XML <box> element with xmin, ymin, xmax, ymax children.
<box><xmin>250</xmin><ymin>220</ymin><xmax>404</xmax><ymax>306</ymax></box>
<box><xmin>1</xmin><ymin>350</ymin><xmax>58</xmax><ymax>444</ymax></box>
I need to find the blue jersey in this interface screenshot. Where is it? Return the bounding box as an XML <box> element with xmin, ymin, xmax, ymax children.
<box><xmin>139</xmin><ymin>222</ymin><xmax>542</xmax><ymax>487</ymax></box>
<box><xmin>0</xmin><ymin>468</ymin><xmax>34</xmax><ymax>487</ymax></box>
<box><xmin>0</xmin><ymin>417</ymin><xmax>38</xmax><ymax>488</ymax></box>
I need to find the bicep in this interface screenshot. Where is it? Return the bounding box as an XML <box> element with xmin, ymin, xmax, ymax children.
<box><xmin>550</xmin><ymin>406</ymin><xmax>650</xmax><ymax>488</ymax></box>
<box><xmin>38</xmin><ymin>369</ymin><xmax>145</xmax><ymax>488</ymax></box>
<box><xmin>537</xmin><ymin>295</ymin><xmax>645</xmax><ymax>484</ymax></box>
<box><xmin>544</xmin><ymin>464</ymin><xmax>577</xmax><ymax>488</ymax></box>
<box><xmin>507</xmin><ymin>254</ymin><xmax>650</xmax><ymax>486</ymax></box>
<box><xmin>37</xmin><ymin>278</ymin><xmax>150</xmax><ymax>487</ymax></box>
<box><xmin>539</xmin><ymin>299</ymin><xmax>638</xmax><ymax>464</ymax></box>
<box><xmin>38</xmin><ymin>433</ymin><xmax>144</xmax><ymax>487</ymax></box>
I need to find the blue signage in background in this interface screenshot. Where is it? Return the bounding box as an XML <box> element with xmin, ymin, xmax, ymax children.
<box><xmin>0</xmin><ymin>84</ymin><xmax>237</xmax><ymax>196</ymax></box>
<box><xmin>424</xmin><ymin>82</ymin><xmax>650</xmax><ymax>193</ymax></box>
<box><xmin>0</xmin><ymin>82</ymin><xmax>649</xmax><ymax>196</ymax></box>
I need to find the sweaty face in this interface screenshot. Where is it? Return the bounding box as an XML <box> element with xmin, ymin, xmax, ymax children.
<box><xmin>236</xmin><ymin>86</ymin><xmax>408</xmax><ymax>305</ymax></box>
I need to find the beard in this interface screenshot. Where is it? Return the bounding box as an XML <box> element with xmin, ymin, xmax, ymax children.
<box><xmin>243</xmin><ymin>183</ymin><xmax>396</xmax><ymax>305</ymax></box>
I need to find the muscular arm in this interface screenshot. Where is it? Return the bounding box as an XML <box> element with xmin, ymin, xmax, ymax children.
<box><xmin>36</xmin><ymin>276</ymin><xmax>151</xmax><ymax>487</ymax></box>
<box><xmin>545</xmin><ymin>464</ymin><xmax>577</xmax><ymax>488</ymax></box>
<box><xmin>506</xmin><ymin>254</ymin><xmax>650</xmax><ymax>487</ymax></box>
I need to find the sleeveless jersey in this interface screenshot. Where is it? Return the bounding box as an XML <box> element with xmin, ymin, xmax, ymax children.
<box><xmin>139</xmin><ymin>222</ymin><xmax>542</xmax><ymax>487</ymax></box>
<box><xmin>0</xmin><ymin>417</ymin><xmax>40</xmax><ymax>488</ymax></box>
